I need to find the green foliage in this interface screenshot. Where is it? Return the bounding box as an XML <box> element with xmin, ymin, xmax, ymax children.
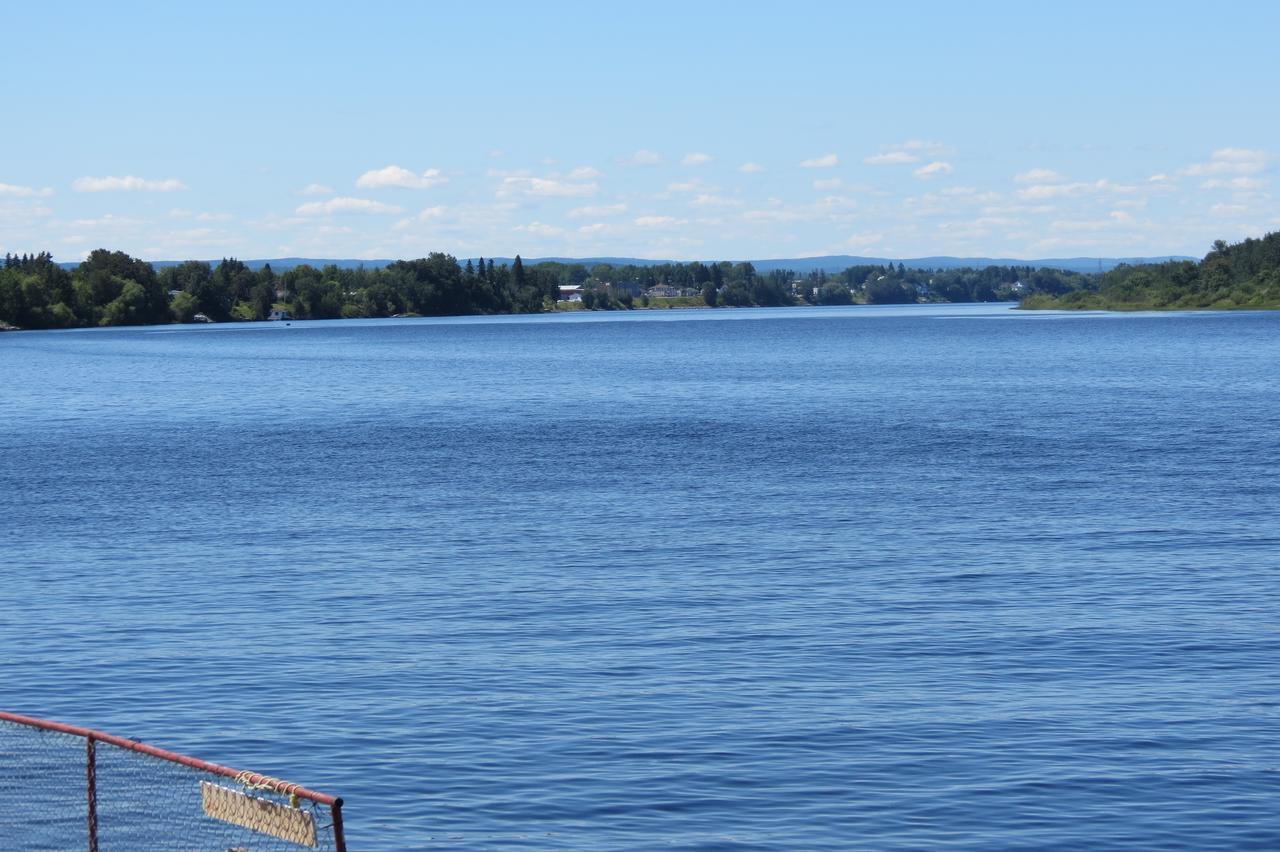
<box><xmin>865</xmin><ymin>276</ymin><xmax>914</xmax><ymax>304</ymax></box>
<box><xmin>215</xmin><ymin>258</ymin><xmax>256</xmax><ymax>305</ymax></box>
<box><xmin>648</xmin><ymin>295</ymin><xmax>705</xmax><ymax>309</ymax></box>
<box><xmin>0</xmin><ymin>250</ymin><xmax>1081</xmax><ymax>327</ymax></box>
<box><xmin>75</xmin><ymin>250</ymin><xmax>167</xmax><ymax>326</ymax></box>
<box><xmin>160</xmin><ymin>260</ymin><xmax>236</xmax><ymax>320</ymax></box>
<box><xmin>1020</xmin><ymin>231</ymin><xmax>1280</xmax><ymax>311</ymax></box>
<box><xmin>230</xmin><ymin>301</ymin><xmax>258</xmax><ymax>321</ymax></box>
<box><xmin>14</xmin><ymin>236</ymin><xmax>1274</xmax><ymax>330</ymax></box>
<box><xmin>814</xmin><ymin>284</ymin><xmax>853</xmax><ymax>305</ymax></box>
<box><xmin>100</xmin><ymin>281</ymin><xmax>149</xmax><ymax>326</ymax></box>
<box><xmin>249</xmin><ymin>280</ymin><xmax>275</xmax><ymax>320</ymax></box>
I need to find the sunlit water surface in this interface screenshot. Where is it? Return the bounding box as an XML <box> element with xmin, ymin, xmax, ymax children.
<box><xmin>2</xmin><ymin>303</ymin><xmax>1278</xmax><ymax>848</ymax></box>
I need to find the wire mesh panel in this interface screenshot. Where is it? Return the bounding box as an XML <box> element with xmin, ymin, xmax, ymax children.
<box><xmin>94</xmin><ymin>743</ymin><xmax>341</xmax><ymax>850</ymax></box>
<box><xmin>0</xmin><ymin>720</ymin><xmax>87</xmax><ymax>850</ymax></box>
<box><xmin>0</xmin><ymin>713</ymin><xmax>345</xmax><ymax>851</ymax></box>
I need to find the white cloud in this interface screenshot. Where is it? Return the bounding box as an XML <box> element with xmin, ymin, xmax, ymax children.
<box><xmin>1015</xmin><ymin>178</ymin><xmax>1138</xmax><ymax>200</ymax></box>
<box><xmin>1201</xmin><ymin>176</ymin><xmax>1264</xmax><ymax>190</ymax></box>
<box><xmin>1181</xmin><ymin>148</ymin><xmax>1268</xmax><ymax>177</ymax></box>
<box><xmin>498</xmin><ymin>176</ymin><xmax>597</xmax><ymax>197</ymax></box>
<box><xmin>1048</xmin><ymin>210</ymin><xmax>1137</xmax><ymax>232</ymax></box>
<box><xmin>865</xmin><ymin>140</ymin><xmax>949</xmax><ymax>166</ymax></box>
<box><xmin>69</xmin><ymin>214</ymin><xmax>145</xmax><ymax>228</ymax></box>
<box><xmin>1014</xmin><ymin>168</ymin><xmax>1066</xmax><ymax>183</ymax></box>
<box><xmin>567</xmin><ymin>203</ymin><xmax>627</xmax><ymax>218</ymax></box>
<box><xmin>392</xmin><ymin>206</ymin><xmax>448</xmax><ymax>230</ymax></box>
<box><xmin>634</xmin><ymin>215</ymin><xmax>680</xmax><ymax>227</ymax></box>
<box><xmin>0</xmin><ymin>209</ymin><xmax>50</xmax><ymax>235</ymax></box>
<box><xmin>0</xmin><ymin>182</ymin><xmax>53</xmax><ymax>197</ymax></box>
<box><xmin>1018</xmin><ymin>183</ymin><xmax>1083</xmax><ymax>199</ymax></box>
<box><xmin>356</xmin><ymin>165</ymin><xmax>447</xmax><ymax>189</ymax></box>
<box><xmin>1215</xmin><ymin>148</ymin><xmax>1266</xmax><ymax>165</ymax></box>
<box><xmin>1093</xmin><ymin>179</ymin><xmax>1139</xmax><ymax>194</ymax></box>
<box><xmin>166</xmin><ymin>208</ymin><xmax>232</xmax><ymax>221</ymax></box>
<box><xmin>914</xmin><ymin>161</ymin><xmax>954</xmax><ymax>179</ymax></box>
<box><xmin>72</xmin><ymin>175</ymin><xmax>187</xmax><ymax>192</ymax></box>
<box><xmin>690</xmin><ymin>193</ymin><xmax>741</xmax><ymax>208</ymax></box>
<box><xmin>682</xmin><ymin>152</ymin><xmax>713</xmax><ymax>166</ymax></box>
<box><xmin>295</xmin><ymin>197</ymin><xmax>403</xmax><ymax>215</ymax></box>
<box><xmin>901</xmin><ymin>140</ymin><xmax>948</xmax><ymax>154</ymax></box>
<box><xmin>865</xmin><ymin>151</ymin><xmax>918</xmax><ymax>165</ymax></box>
<box><xmin>1210</xmin><ymin>203</ymin><xmax>1249</xmax><ymax>216</ymax></box>
<box><xmin>667</xmin><ymin>180</ymin><xmax>701</xmax><ymax>193</ymax></box>
<box><xmin>620</xmin><ymin>149</ymin><xmax>663</xmax><ymax>166</ymax></box>
<box><xmin>577</xmin><ymin>223</ymin><xmax>616</xmax><ymax>235</ymax></box>
<box><xmin>743</xmin><ymin>209</ymin><xmax>803</xmax><ymax>222</ymax></box>
<box><xmin>800</xmin><ymin>153</ymin><xmax>839</xmax><ymax>168</ymax></box>
<box><xmin>298</xmin><ymin>183</ymin><xmax>334</xmax><ymax>196</ymax></box>
<box><xmin>568</xmin><ymin>166</ymin><xmax>602</xmax><ymax>179</ymax></box>
<box><xmin>739</xmin><ymin>162</ymin><xmax>764</xmax><ymax>173</ymax></box>
<box><xmin>846</xmin><ymin>231</ymin><xmax>885</xmax><ymax>250</ymax></box>
<box><xmin>817</xmin><ymin>194</ymin><xmax>857</xmax><ymax>210</ymax></box>
<box><xmin>813</xmin><ymin>177</ymin><xmax>842</xmax><ymax>190</ymax></box>
<box><xmin>514</xmin><ymin>221</ymin><xmax>565</xmax><ymax>237</ymax></box>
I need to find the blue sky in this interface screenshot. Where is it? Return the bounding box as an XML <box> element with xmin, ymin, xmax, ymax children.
<box><xmin>2</xmin><ymin>1</ymin><xmax>1278</xmax><ymax>261</ymax></box>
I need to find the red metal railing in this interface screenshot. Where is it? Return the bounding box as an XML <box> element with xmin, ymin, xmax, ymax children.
<box><xmin>0</xmin><ymin>710</ymin><xmax>346</xmax><ymax>851</ymax></box>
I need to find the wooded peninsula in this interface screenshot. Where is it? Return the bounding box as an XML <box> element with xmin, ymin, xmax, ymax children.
<box><xmin>2</xmin><ymin>231</ymin><xmax>1278</xmax><ymax>330</ymax></box>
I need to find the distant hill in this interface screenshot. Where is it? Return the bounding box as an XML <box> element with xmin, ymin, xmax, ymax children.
<box><xmin>146</xmin><ymin>257</ymin><xmax>399</xmax><ymax>272</ymax></box>
<box><xmin>461</xmin><ymin>255</ymin><xmax>1196</xmax><ymax>274</ymax></box>
<box><xmin>79</xmin><ymin>254</ymin><xmax>1195</xmax><ymax>274</ymax></box>
<box><xmin>741</xmin><ymin>255</ymin><xmax>1197</xmax><ymax>275</ymax></box>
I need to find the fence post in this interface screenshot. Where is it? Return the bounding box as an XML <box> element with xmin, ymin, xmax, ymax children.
<box><xmin>86</xmin><ymin>736</ymin><xmax>98</xmax><ymax>852</ymax></box>
<box><xmin>332</xmin><ymin>799</ymin><xmax>347</xmax><ymax>852</ymax></box>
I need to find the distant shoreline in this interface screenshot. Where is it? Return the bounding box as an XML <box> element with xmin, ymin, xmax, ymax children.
<box><xmin>1017</xmin><ymin>302</ymin><xmax>1280</xmax><ymax>312</ymax></box>
<box><xmin>8</xmin><ymin>232</ymin><xmax>1277</xmax><ymax>331</ymax></box>
<box><xmin>0</xmin><ymin>300</ymin><xmax>1024</xmax><ymax>333</ymax></box>
<box><xmin>0</xmin><ymin>250</ymin><xmax>1062</xmax><ymax>332</ymax></box>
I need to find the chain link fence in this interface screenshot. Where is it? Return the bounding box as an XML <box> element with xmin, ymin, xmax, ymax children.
<box><xmin>0</xmin><ymin>712</ymin><xmax>346</xmax><ymax>851</ymax></box>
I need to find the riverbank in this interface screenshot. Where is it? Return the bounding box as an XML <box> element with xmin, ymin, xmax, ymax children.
<box><xmin>1018</xmin><ymin>292</ymin><xmax>1280</xmax><ymax>311</ymax></box>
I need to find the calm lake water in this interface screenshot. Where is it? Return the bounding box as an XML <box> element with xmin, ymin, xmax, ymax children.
<box><xmin>2</xmin><ymin>303</ymin><xmax>1278</xmax><ymax>849</ymax></box>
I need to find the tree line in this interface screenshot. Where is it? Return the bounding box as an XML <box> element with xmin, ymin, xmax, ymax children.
<box><xmin>2</xmin><ymin>247</ymin><xmax>1094</xmax><ymax>330</ymax></box>
<box><xmin>1019</xmin><ymin>231</ymin><xmax>1280</xmax><ymax>311</ymax></box>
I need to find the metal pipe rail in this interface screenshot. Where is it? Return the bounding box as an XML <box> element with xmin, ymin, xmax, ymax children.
<box><xmin>0</xmin><ymin>710</ymin><xmax>346</xmax><ymax>851</ymax></box>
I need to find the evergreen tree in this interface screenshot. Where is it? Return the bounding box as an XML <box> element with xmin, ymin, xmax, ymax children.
<box><xmin>512</xmin><ymin>255</ymin><xmax>526</xmax><ymax>290</ymax></box>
